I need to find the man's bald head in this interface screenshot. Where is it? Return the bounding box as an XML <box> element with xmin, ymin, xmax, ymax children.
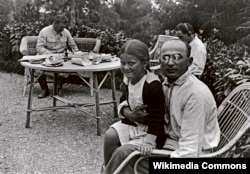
<box><xmin>160</xmin><ymin>38</ymin><xmax>192</xmax><ymax>82</ymax></box>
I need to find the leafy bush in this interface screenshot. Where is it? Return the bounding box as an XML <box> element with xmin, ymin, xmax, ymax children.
<box><xmin>201</xmin><ymin>39</ymin><xmax>250</xmax><ymax>105</ymax></box>
<box><xmin>0</xmin><ymin>60</ymin><xmax>24</xmax><ymax>74</ymax></box>
<box><xmin>0</xmin><ymin>20</ymin><xmax>44</xmax><ymax>74</ymax></box>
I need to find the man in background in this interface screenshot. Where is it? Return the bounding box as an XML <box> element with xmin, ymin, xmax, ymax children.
<box><xmin>36</xmin><ymin>14</ymin><xmax>79</xmax><ymax>98</ymax></box>
<box><xmin>175</xmin><ymin>22</ymin><xmax>207</xmax><ymax>78</ymax></box>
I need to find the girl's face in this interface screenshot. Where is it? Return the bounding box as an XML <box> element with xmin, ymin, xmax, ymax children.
<box><xmin>120</xmin><ymin>53</ymin><xmax>146</xmax><ymax>84</ymax></box>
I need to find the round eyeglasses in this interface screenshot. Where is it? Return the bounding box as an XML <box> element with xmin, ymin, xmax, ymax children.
<box><xmin>161</xmin><ymin>54</ymin><xmax>184</xmax><ymax>63</ymax></box>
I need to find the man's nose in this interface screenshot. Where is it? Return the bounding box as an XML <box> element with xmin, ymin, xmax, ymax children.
<box><xmin>167</xmin><ymin>57</ymin><xmax>175</xmax><ymax>65</ymax></box>
<box><xmin>124</xmin><ymin>64</ymin><xmax>130</xmax><ymax>69</ymax></box>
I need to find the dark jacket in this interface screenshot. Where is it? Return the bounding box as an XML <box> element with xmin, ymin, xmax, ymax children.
<box><xmin>119</xmin><ymin>72</ymin><xmax>166</xmax><ymax>148</ymax></box>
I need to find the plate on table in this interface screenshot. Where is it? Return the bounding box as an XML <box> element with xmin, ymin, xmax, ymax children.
<box><xmin>100</xmin><ymin>54</ymin><xmax>119</xmax><ymax>62</ymax></box>
<box><xmin>19</xmin><ymin>55</ymin><xmax>48</xmax><ymax>64</ymax></box>
<box><xmin>90</xmin><ymin>53</ymin><xmax>119</xmax><ymax>64</ymax></box>
<box><xmin>70</xmin><ymin>57</ymin><xmax>92</xmax><ymax>66</ymax></box>
<box><xmin>41</xmin><ymin>55</ymin><xmax>64</xmax><ymax>67</ymax></box>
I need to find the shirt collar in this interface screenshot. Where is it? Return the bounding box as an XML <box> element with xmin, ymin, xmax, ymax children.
<box><xmin>123</xmin><ymin>70</ymin><xmax>149</xmax><ymax>85</ymax></box>
<box><xmin>189</xmin><ymin>35</ymin><xmax>198</xmax><ymax>47</ymax></box>
<box><xmin>163</xmin><ymin>70</ymin><xmax>190</xmax><ymax>87</ymax></box>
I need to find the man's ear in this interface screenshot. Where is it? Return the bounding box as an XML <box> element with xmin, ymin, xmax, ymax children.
<box><xmin>143</xmin><ymin>60</ymin><xmax>149</xmax><ymax>69</ymax></box>
<box><xmin>188</xmin><ymin>57</ymin><xmax>193</xmax><ymax>66</ymax></box>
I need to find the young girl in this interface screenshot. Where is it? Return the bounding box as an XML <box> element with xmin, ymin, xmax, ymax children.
<box><xmin>102</xmin><ymin>39</ymin><xmax>166</xmax><ymax>173</ymax></box>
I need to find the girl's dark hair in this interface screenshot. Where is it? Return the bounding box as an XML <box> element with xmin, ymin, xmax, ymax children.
<box><xmin>118</xmin><ymin>39</ymin><xmax>150</xmax><ymax>70</ymax></box>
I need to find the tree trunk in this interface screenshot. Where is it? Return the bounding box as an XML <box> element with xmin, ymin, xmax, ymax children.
<box><xmin>70</xmin><ymin>0</ymin><xmax>76</xmax><ymax>28</ymax></box>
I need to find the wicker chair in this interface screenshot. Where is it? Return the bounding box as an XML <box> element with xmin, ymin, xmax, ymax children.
<box><xmin>113</xmin><ymin>82</ymin><xmax>250</xmax><ymax>174</ymax></box>
<box><xmin>20</xmin><ymin>36</ymin><xmax>101</xmax><ymax>96</ymax></box>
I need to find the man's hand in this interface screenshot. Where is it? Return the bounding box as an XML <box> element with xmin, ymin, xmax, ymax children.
<box><xmin>122</xmin><ymin>105</ymin><xmax>149</xmax><ymax>123</ymax></box>
<box><xmin>131</xmin><ymin>105</ymin><xmax>149</xmax><ymax>118</ymax></box>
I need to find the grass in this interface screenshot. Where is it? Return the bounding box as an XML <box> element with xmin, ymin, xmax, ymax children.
<box><xmin>0</xmin><ymin>71</ymin><xmax>121</xmax><ymax>174</ymax></box>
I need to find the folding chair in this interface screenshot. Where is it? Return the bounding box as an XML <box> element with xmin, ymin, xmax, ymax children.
<box><xmin>19</xmin><ymin>36</ymin><xmax>101</xmax><ymax>96</ymax></box>
<box><xmin>113</xmin><ymin>82</ymin><xmax>250</xmax><ymax>174</ymax></box>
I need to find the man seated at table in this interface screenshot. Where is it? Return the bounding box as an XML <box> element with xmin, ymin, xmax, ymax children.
<box><xmin>36</xmin><ymin>14</ymin><xmax>79</xmax><ymax>98</ymax></box>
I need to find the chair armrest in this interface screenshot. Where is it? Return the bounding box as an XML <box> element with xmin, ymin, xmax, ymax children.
<box><xmin>151</xmin><ymin>149</ymin><xmax>172</xmax><ymax>156</ymax></box>
<box><xmin>113</xmin><ymin>149</ymin><xmax>172</xmax><ymax>174</ymax></box>
<box><xmin>20</xmin><ymin>37</ymin><xmax>28</xmax><ymax>55</ymax></box>
<box><xmin>92</xmin><ymin>38</ymin><xmax>101</xmax><ymax>53</ymax></box>
<box><xmin>113</xmin><ymin>150</ymin><xmax>141</xmax><ymax>174</ymax></box>
<box><xmin>133</xmin><ymin>149</ymin><xmax>171</xmax><ymax>174</ymax></box>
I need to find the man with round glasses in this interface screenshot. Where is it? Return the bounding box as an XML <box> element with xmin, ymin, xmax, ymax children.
<box><xmin>160</xmin><ymin>38</ymin><xmax>220</xmax><ymax>157</ymax></box>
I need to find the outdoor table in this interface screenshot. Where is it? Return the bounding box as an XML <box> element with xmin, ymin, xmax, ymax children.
<box><xmin>20</xmin><ymin>56</ymin><xmax>120</xmax><ymax>136</ymax></box>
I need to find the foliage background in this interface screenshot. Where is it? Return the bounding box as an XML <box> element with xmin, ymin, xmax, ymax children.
<box><xmin>1</xmin><ymin>0</ymin><xmax>250</xmax><ymax>105</ymax></box>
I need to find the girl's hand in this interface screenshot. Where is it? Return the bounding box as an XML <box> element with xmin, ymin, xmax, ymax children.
<box><xmin>138</xmin><ymin>144</ymin><xmax>154</xmax><ymax>156</ymax></box>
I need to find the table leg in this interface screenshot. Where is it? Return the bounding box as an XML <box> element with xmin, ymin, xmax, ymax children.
<box><xmin>111</xmin><ymin>70</ymin><xmax>118</xmax><ymax>118</ymax></box>
<box><xmin>53</xmin><ymin>72</ymin><xmax>58</xmax><ymax>108</ymax></box>
<box><xmin>94</xmin><ymin>72</ymin><xmax>101</xmax><ymax>136</ymax></box>
<box><xmin>25</xmin><ymin>69</ymin><xmax>34</xmax><ymax>128</ymax></box>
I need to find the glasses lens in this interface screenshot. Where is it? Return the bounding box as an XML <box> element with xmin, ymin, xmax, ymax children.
<box><xmin>163</xmin><ymin>55</ymin><xmax>170</xmax><ymax>62</ymax></box>
<box><xmin>163</xmin><ymin>54</ymin><xmax>182</xmax><ymax>62</ymax></box>
<box><xmin>173</xmin><ymin>54</ymin><xmax>182</xmax><ymax>61</ymax></box>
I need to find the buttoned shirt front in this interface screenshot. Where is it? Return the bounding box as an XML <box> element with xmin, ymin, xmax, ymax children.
<box><xmin>189</xmin><ymin>35</ymin><xmax>207</xmax><ymax>76</ymax></box>
<box><xmin>36</xmin><ymin>25</ymin><xmax>78</xmax><ymax>54</ymax></box>
<box><xmin>162</xmin><ymin>71</ymin><xmax>220</xmax><ymax>157</ymax></box>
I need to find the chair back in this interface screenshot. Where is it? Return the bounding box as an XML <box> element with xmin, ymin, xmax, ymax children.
<box><xmin>19</xmin><ymin>36</ymin><xmax>101</xmax><ymax>56</ymax></box>
<box><xmin>202</xmin><ymin>82</ymin><xmax>250</xmax><ymax>157</ymax></box>
<box><xmin>20</xmin><ymin>36</ymin><xmax>39</xmax><ymax>55</ymax></box>
<box><xmin>149</xmin><ymin>35</ymin><xmax>177</xmax><ymax>61</ymax></box>
<box><xmin>73</xmin><ymin>37</ymin><xmax>100</xmax><ymax>53</ymax></box>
